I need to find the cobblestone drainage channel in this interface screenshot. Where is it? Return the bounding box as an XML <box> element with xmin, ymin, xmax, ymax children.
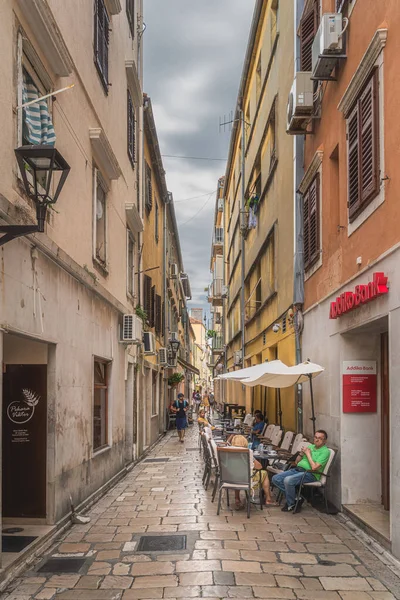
<box><xmin>37</xmin><ymin>558</ymin><xmax>87</xmax><ymax>573</ymax></box>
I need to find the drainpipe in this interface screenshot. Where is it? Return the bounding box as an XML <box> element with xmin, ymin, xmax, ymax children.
<box><xmin>240</xmin><ymin>108</ymin><xmax>246</xmax><ymax>374</ymax></box>
<box><xmin>163</xmin><ymin>194</ymin><xmax>169</xmax><ymax>431</ymax></box>
<box><xmin>293</xmin><ymin>0</ymin><xmax>306</xmax><ymax>433</ymax></box>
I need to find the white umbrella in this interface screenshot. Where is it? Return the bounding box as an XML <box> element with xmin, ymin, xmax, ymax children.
<box><xmin>242</xmin><ymin>360</ymin><xmax>324</xmax><ymax>387</ymax></box>
<box><xmin>220</xmin><ymin>360</ymin><xmax>324</xmax><ymax>434</ymax></box>
<box><xmin>218</xmin><ymin>361</ymin><xmax>288</xmax><ymax>381</ymax></box>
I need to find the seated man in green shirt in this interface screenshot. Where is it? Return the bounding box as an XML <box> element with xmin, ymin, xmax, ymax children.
<box><xmin>271</xmin><ymin>430</ymin><xmax>330</xmax><ymax>513</ymax></box>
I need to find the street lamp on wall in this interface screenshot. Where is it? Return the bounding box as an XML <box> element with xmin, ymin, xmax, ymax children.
<box><xmin>169</xmin><ymin>337</ymin><xmax>181</xmax><ymax>355</ymax></box>
<box><xmin>0</xmin><ymin>145</ymin><xmax>70</xmax><ymax>247</ymax></box>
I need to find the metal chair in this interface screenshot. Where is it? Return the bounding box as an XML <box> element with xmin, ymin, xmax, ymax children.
<box><xmin>293</xmin><ymin>447</ymin><xmax>336</xmax><ymax>514</ymax></box>
<box><xmin>208</xmin><ymin>438</ymin><xmax>220</xmax><ymax>502</ymax></box>
<box><xmin>216</xmin><ymin>447</ymin><xmax>253</xmax><ymax>519</ymax></box>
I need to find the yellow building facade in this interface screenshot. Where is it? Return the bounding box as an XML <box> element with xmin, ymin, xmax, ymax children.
<box><xmin>220</xmin><ymin>0</ymin><xmax>298</xmax><ymax>431</ymax></box>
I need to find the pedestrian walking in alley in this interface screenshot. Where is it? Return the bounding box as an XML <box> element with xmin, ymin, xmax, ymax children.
<box><xmin>193</xmin><ymin>389</ymin><xmax>201</xmax><ymax>413</ymax></box>
<box><xmin>173</xmin><ymin>392</ymin><xmax>189</xmax><ymax>443</ymax></box>
<box><xmin>271</xmin><ymin>429</ymin><xmax>330</xmax><ymax>513</ymax></box>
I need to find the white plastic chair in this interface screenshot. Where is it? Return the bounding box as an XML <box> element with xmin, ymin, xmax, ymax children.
<box><xmin>279</xmin><ymin>431</ymin><xmax>294</xmax><ymax>451</ymax></box>
<box><xmin>270</xmin><ymin>427</ymin><xmax>283</xmax><ymax>447</ymax></box>
<box><xmin>262</xmin><ymin>423</ymin><xmax>275</xmax><ymax>440</ymax></box>
<box><xmin>267</xmin><ymin>440</ymin><xmax>310</xmax><ymax>476</ymax></box>
<box><xmin>216</xmin><ymin>447</ymin><xmax>253</xmax><ymax>518</ymax></box>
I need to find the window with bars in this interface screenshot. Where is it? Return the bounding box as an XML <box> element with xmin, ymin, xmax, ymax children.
<box><xmin>145</xmin><ymin>161</ymin><xmax>153</xmax><ymax>212</ymax></box>
<box><xmin>347</xmin><ymin>70</ymin><xmax>380</xmax><ymax>222</ymax></box>
<box><xmin>93</xmin><ymin>359</ymin><xmax>110</xmax><ymax>451</ymax></box>
<box><xmin>126</xmin><ymin>0</ymin><xmax>135</xmax><ymax>38</ymax></box>
<box><xmin>299</xmin><ymin>0</ymin><xmax>319</xmax><ymax>72</ymax></box>
<box><xmin>303</xmin><ymin>174</ymin><xmax>320</xmax><ymax>271</ymax></box>
<box><xmin>94</xmin><ymin>0</ymin><xmax>110</xmax><ymax>93</ymax></box>
<box><xmin>127</xmin><ymin>90</ymin><xmax>136</xmax><ymax>167</ymax></box>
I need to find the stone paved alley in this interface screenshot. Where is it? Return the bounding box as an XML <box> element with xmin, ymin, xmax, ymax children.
<box><xmin>2</xmin><ymin>427</ymin><xmax>400</xmax><ymax>600</ymax></box>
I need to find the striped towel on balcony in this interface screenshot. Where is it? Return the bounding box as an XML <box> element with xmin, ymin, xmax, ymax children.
<box><xmin>22</xmin><ymin>71</ymin><xmax>56</xmax><ymax>146</ymax></box>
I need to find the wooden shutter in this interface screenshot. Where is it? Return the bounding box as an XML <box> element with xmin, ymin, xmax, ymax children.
<box><xmin>360</xmin><ymin>71</ymin><xmax>379</xmax><ymax>205</ymax></box>
<box><xmin>155</xmin><ymin>294</ymin><xmax>162</xmax><ymax>334</ymax></box>
<box><xmin>144</xmin><ymin>275</ymin><xmax>152</xmax><ymax>324</ymax></box>
<box><xmin>127</xmin><ymin>90</ymin><xmax>135</xmax><ymax>166</ymax></box>
<box><xmin>300</xmin><ymin>0</ymin><xmax>319</xmax><ymax>72</ymax></box>
<box><xmin>303</xmin><ymin>175</ymin><xmax>320</xmax><ymax>271</ymax></box>
<box><xmin>347</xmin><ymin>102</ymin><xmax>360</xmax><ymax>217</ymax></box>
<box><xmin>150</xmin><ymin>285</ymin><xmax>156</xmax><ymax>328</ymax></box>
<box><xmin>126</xmin><ymin>0</ymin><xmax>135</xmax><ymax>38</ymax></box>
<box><xmin>145</xmin><ymin>162</ymin><xmax>153</xmax><ymax>211</ymax></box>
<box><xmin>347</xmin><ymin>69</ymin><xmax>379</xmax><ymax>220</ymax></box>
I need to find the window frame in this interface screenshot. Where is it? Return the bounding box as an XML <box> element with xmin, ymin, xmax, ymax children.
<box><xmin>127</xmin><ymin>89</ymin><xmax>136</xmax><ymax>167</ymax></box>
<box><xmin>94</xmin><ymin>0</ymin><xmax>110</xmax><ymax>94</ymax></box>
<box><xmin>151</xmin><ymin>370</ymin><xmax>158</xmax><ymax>417</ymax></box>
<box><xmin>126</xmin><ymin>0</ymin><xmax>135</xmax><ymax>38</ymax></box>
<box><xmin>93</xmin><ymin>167</ymin><xmax>108</xmax><ymax>271</ymax></box>
<box><xmin>346</xmin><ymin>69</ymin><xmax>380</xmax><ymax>223</ymax></box>
<box><xmin>93</xmin><ymin>357</ymin><xmax>110</xmax><ymax>452</ymax></box>
<box><xmin>303</xmin><ymin>173</ymin><xmax>321</xmax><ymax>272</ymax></box>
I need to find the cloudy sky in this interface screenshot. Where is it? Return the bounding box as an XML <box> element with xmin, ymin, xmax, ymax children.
<box><xmin>144</xmin><ymin>0</ymin><xmax>255</xmax><ymax>320</ymax></box>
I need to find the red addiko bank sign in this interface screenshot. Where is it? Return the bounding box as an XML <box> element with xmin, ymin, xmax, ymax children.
<box><xmin>329</xmin><ymin>272</ymin><xmax>388</xmax><ymax>319</ymax></box>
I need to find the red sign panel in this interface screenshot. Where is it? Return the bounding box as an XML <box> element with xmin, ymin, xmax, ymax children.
<box><xmin>329</xmin><ymin>272</ymin><xmax>388</xmax><ymax>319</ymax></box>
<box><xmin>343</xmin><ymin>361</ymin><xmax>377</xmax><ymax>413</ymax></box>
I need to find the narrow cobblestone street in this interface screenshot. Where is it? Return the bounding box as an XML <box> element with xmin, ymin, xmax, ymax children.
<box><xmin>2</xmin><ymin>426</ymin><xmax>400</xmax><ymax>600</ymax></box>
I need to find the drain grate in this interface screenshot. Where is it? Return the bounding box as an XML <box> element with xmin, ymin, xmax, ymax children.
<box><xmin>37</xmin><ymin>557</ymin><xmax>87</xmax><ymax>573</ymax></box>
<box><xmin>186</xmin><ymin>448</ymin><xmax>198</xmax><ymax>451</ymax></box>
<box><xmin>137</xmin><ymin>535</ymin><xmax>186</xmax><ymax>552</ymax></box>
<box><xmin>2</xmin><ymin>527</ymin><xmax>24</xmax><ymax>534</ymax></box>
<box><xmin>2</xmin><ymin>535</ymin><xmax>37</xmax><ymax>553</ymax></box>
<box><xmin>144</xmin><ymin>458</ymin><xmax>169</xmax><ymax>463</ymax></box>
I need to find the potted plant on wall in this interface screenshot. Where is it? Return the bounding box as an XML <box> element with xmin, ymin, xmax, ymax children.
<box><xmin>168</xmin><ymin>372</ymin><xmax>185</xmax><ymax>387</ymax></box>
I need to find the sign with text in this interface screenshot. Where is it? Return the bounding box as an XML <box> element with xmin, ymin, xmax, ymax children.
<box><xmin>343</xmin><ymin>360</ymin><xmax>377</xmax><ymax>413</ymax></box>
<box><xmin>329</xmin><ymin>272</ymin><xmax>388</xmax><ymax>319</ymax></box>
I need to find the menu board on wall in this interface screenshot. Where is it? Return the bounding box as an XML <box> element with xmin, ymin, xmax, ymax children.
<box><xmin>343</xmin><ymin>360</ymin><xmax>377</xmax><ymax>413</ymax></box>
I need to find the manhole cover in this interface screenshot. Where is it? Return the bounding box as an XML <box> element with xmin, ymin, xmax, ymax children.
<box><xmin>2</xmin><ymin>527</ymin><xmax>24</xmax><ymax>534</ymax></box>
<box><xmin>2</xmin><ymin>535</ymin><xmax>37</xmax><ymax>553</ymax></box>
<box><xmin>37</xmin><ymin>558</ymin><xmax>87</xmax><ymax>573</ymax></box>
<box><xmin>144</xmin><ymin>458</ymin><xmax>169</xmax><ymax>463</ymax></box>
<box><xmin>137</xmin><ymin>535</ymin><xmax>186</xmax><ymax>552</ymax></box>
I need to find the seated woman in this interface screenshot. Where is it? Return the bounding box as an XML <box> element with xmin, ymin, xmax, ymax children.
<box><xmin>230</xmin><ymin>435</ymin><xmax>278</xmax><ymax>509</ymax></box>
<box><xmin>197</xmin><ymin>409</ymin><xmax>215</xmax><ymax>430</ymax></box>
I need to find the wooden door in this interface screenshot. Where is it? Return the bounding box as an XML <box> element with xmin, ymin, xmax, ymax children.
<box><xmin>3</xmin><ymin>365</ymin><xmax>47</xmax><ymax>518</ymax></box>
<box><xmin>381</xmin><ymin>332</ymin><xmax>390</xmax><ymax>510</ymax></box>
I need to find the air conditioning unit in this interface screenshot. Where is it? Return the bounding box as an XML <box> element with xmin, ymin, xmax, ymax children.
<box><xmin>234</xmin><ymin>350</ymin><xmax>242</xmax><ymax>366</ymax></box>
<box><xmin>221</xmin><ymin>285</ymin><xmax>229</xmax><ymax>299</ymax></box>
<box><xmin>217</xmin><ymin>198</ymin><xmax>224</xmax><ymax>212</ymax></box>
<box><xmin>143</xmin><ymin>331</ymin><xmax>156</xmax><ymax>354</ymax></box>
<box><xmin>286</xmin><ymin>72</ymin><xmax>314</xmax><ymax>135</ymax></box>
<box><xmin>170</xmin><ymin>263</ymin><xmax>178</xmax><ymax>279</ymax></box>
<box><xmin>158</xmin><ymin>347</ymin><xmax>168</xmax><ymax>366</ymax></box>
<box><xmin>121</xmin><ymin>314</ymin><xmax>142</xmax><ymax>344</ymax></box>
<box><xmin>312</xmin><ymin>14</ymin><xmax>346</xmax><ymax>80</ymax></box>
